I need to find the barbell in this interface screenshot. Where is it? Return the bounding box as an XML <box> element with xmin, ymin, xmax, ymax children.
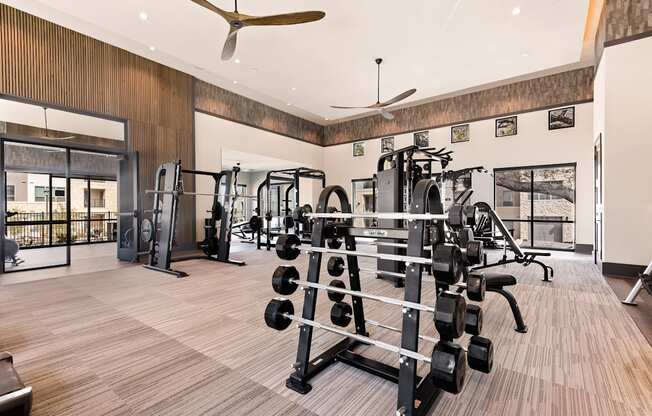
<box><xmin>264</xmin><ymin>298</ymin><xmax>468</xmax><ymax>394</ymax></box>
<box><xmin>330</xmin><ymin>301</ymin><xmax>484</xmax><ymax>337</ymax></box>
<box><xmin>276</xmin><ymin>234</ymin><xmax>464</xmax><ymax>285</ymax></box>
<box><xmin>145</xmin><ymin>189</ymin><xmax>257</xmax><ymax>199</ymax></box>
<box><xmin>325</xmin><ymin>256</ymin><xmax>486</xmax><ymax>302</ymax></box>
<box><xmin>373</xmin><ymin>240</ymin><xmax>483</xmax><ymax>266</ymax></box>
<box><xmin>272</xmin><ymin>265</ymin><xmax>468</xmax><ymax>340</ymax></box>
<box><xmin>329</xmin><ymin>302</ymin><xmax>492</xmax><ymax>373</ymax></box>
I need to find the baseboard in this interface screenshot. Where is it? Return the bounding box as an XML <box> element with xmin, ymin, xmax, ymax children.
<box><xmin>575</xmin><ymin>244</ymin><xmax>593</xmax><ymax>254</ymax></box>
<box><xmin>602</xmin><ymin>262</ymin><xmax>647</xmax><ymax>278</ymax></box>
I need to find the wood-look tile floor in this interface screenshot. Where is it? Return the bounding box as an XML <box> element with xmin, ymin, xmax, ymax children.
<box><xmin>1</xmin><ymin>246</ymin><xmax>651</xmax><ymax>416</ymax></box>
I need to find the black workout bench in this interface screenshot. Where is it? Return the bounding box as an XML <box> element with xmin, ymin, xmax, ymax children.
<box><xmin>482</xmin><ymin>272</ymin><xmax>528</xmax><ymax>333</ymax></box>
<box><xmin>0</xmin><ymin>352</ymin><xmax>32</xmax><ymax>416</ymax></box>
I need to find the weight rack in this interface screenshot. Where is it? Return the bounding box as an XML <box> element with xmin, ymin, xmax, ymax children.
<box><xmin>286</xmin><ymin>179</ymin><xmax>446</xmax><ymax>416</ymax></box>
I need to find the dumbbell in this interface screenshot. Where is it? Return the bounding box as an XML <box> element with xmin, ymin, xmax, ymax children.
<box><xmin>326</xmin><ymin>257</ymin><xmax>486</xmax><ymax>302</ymax></box>
<box><xmin>331</xmin><ymin>300</ymin><xmax>483</xmax><ymax>336</ymax></box>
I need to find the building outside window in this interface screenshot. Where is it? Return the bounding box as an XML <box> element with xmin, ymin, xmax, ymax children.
<box><xmin>6</xmin><ymin>184</ymin><xmax>15</xmax><ymax>201</ymax></box>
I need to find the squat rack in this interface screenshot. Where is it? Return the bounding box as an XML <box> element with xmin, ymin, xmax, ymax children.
<box><xmin>255</xmin><ymin>167</ymin><xmax>326</xmax><ymax>250</ymax></box>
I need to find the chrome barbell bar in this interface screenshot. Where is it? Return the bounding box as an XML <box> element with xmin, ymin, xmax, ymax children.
<box><xmin>305</xmin><ymin>212</ymin><xmax>448</xmax><ymax>221</ymax></box>
<box><xmin>305</xmin><ymin>246</ymin><xmax>433</xmax><ymax>265</ymax></box>
<box><xmin>145</xmin><ymin>189</ymin><xmax>257</xmax><ymax>199</ymax></box>
<box><xmin>332</xmin><ymin>263</ymin><xmax>475</xmax><ymax>290</ymax></box>
<box><xmin>287</xmin><ymin>276</ymin><xmax>435</xmax><ymax>313</ymax></box>
<box><xmin>283</xmin><ymin>311</ymin><xmax>432</xmax><ymax>363</ymax></box>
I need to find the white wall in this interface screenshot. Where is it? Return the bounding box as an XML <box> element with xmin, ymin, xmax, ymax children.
<box><xmin>323</xmin><ymin>103</ymin><xmax>594</xmax><ymax>246</ymax></box>
<box><xmin>194</xmin><ymin>112</ymin><xmax>323</xmax><ymax>237</ymax></box>
<box><xmin>597</xmin><ymin>37</ymin><xmax>652</xmax><ymax>266</ymax></box>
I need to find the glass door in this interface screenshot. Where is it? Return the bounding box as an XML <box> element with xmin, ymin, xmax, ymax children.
<box><xmin>2</xmin><ymin>141</ymin><xmax>70</xmax><ymax>272</ymax></box>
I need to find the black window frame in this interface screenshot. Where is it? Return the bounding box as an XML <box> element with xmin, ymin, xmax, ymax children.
<box><xmin>494</xmin><ymin>162</ymin><xmax>577</xmax><ymax>251</ymax></box>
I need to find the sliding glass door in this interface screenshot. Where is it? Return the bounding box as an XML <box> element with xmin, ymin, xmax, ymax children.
<box><xmin>494</xmin><ymin>164</ymin><xmax>576</xmax><ymax>250</ymax></box>
<box><xmin>2</xmin><ymin>141</ymin><xmax>70</xmax><ymax>272</ymax></box>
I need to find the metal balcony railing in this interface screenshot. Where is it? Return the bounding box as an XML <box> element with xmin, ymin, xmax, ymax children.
<box><xmin>5</xmin><ymin>211</ymin><xmax>117</xmax><ymax>248</ymax></box>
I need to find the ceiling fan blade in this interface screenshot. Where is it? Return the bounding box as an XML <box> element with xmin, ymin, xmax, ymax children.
<box><xmin>221</xmin><ymin>27</ymin><xmax>239</xmax><ymax>61</ymax></box>
<box><xmin>330</xmin><ymin>105</ymin><xmax>368</xmax><ymax>110</ymax></box>
<box><xmin>379</xmin><ymin>109</ymin><xmax>395</xmax><ymax>120</ymax></box>
<box><xmin>379</xmin><ymin>88</ymin><xmax>417</xmax><ymax>107</ymax></box>
<box><xmin>189</xmin><ymin>0</ymin><xmax>234</xmax><ymax>21</ymax></box>
<box><xmin>242</xmin><ymin>11</ymin><xmax>325</xmax><ymax>26</ymax></box>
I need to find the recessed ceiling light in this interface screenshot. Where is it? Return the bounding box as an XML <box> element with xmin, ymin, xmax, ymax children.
<box><xmin>149</xmin><ymin>46</ymin><xmax>156</xmax><ymax>51</ymax></box>
<box><xmin>234</xmin><ymin>58</ymin><xmax>241</xmax><ymax>64</ymax></box>
<box><xmin>139</xmin><ymin>11</ymin><xmax>148</xmax><ymax>21</ymax></box>
<box><xmin>287</xmin><ymin>103</ymin><xmax>292</xmax><ymax>106</ymax></box>
<box><xmin>233</xmin><ymin>80</ymin><xmax>238</xmax><ymax>84</ymax></box>
<box><xmin>291</xmin><ymin>87</ymin><xmax>297</xmax><ymax>91</ymax></box>
<box><xmin>512</xmin><ymin>6</ymin><xmax>521</xmax><ymax>16</ymax></box>
<box><xmin>521</xmin><ymin>52</ymin><xmax>529</xmax><ymax>57</ymax></box>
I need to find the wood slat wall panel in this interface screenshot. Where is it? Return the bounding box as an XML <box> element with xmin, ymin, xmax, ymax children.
<box><xmin>0</xmin><ymin>4</ymin><xmax>196</xmax><ymax>244</ymax></box>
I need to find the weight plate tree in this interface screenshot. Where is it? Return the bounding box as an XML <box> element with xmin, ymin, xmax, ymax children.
<box><xmin>265</xmin><ymin>179</ymin><xmax>495</xmax><ymax>416</ymax></box>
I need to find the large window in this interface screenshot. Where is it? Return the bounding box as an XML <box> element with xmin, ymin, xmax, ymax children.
<box><xmin>494</xmin><ymin>164</ymin><xmax>576</xmax><ymax>250</ymax></box>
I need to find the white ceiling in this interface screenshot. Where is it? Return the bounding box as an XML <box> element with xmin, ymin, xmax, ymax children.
<box><xmin>4</xmin><ymin>0</ymin><xmax>590</xmax><ymax>124</ymax></box>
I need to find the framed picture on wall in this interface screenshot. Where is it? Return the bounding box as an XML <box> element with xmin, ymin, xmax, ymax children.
<box><xmin>451</xmin><ymin>124</ymin><xmax>470</xmax><ymax>143</ymax></box>
<box><xmin>414</xmin><ymin>131</ymin><xmax>429</xmax><ymax>147</ymax></box>
<box><xmin>549</xmin><ymin>106</ymin><xmax>575</xmax><ymax>130</ymax></box>
<box><xmin>352</xmin><ymin>141</ymin><xmax>365</xmax><ymax>157</ymax></box>
<box><xmin>381</xmin><ymin>136</ymin><xmax>394</xmax><ymax>153</ymax></box>
<box><xmin>495</xmin><ymin>116</ymin><xmax>517</xmax><ymax>137</ymax></box>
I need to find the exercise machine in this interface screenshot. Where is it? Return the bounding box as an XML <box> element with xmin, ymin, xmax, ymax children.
<box><xmin>375</xmin><ymin>145</ymin><xmax>453</xmax><ymax>287</ymax></box>
<box><xmin>252</xmin><ymin>167</ymin><xmax>325</xmax><ymax>250</ymax></box>
<box><xmin>141</xmin><ymin>160</ymin><xmax>248</xmax><ymax>277</ymax></box>
<box><xmin>622</xmin><ymin>260</ymin><xmax>652</xmax><ymax>305</ymax></box>
<box><xmin>471</xmin><ymin>202</ymin><xmax>554</xmax><ymax>282</ymax></box>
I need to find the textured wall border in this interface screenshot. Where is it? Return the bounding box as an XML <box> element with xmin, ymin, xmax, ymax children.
<box><xmin>194</xmin><ymin>80</ymin><xmax>323</xmax><ymax>146</ymax></box>
<box><xmin>323</xmin><ymin>67</ymin><xmax>595</xmax><ymax>146</ymax></box>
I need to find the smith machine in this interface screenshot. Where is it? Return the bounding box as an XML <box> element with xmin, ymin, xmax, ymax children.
<box><xmin>137</xmin><ymin>160</ymin><xmax>252</xmax><ymax>277</ymax></box>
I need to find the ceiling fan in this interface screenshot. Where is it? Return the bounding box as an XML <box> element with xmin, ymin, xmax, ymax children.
<box><xmin>190</xmin><ymin>0</ymin><xmax>326</xmax><ymax>61</ymax></box>
<box><xmin>331</xmin><ymin>58</ymin><xmax>417</xmax><ymax>121</ymax></box>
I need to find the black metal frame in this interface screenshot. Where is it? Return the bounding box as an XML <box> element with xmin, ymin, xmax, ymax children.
<box><xmin>495</xmin><ymin>116</ymin><xmax>518</xmax><ymax>137</ymax></box>
<box><xmin>0</xmin><ymin>96</ymin><xmax>129</xmax><ymax>274</ymax></box>
<box><xmin>548</xmin><ymin>106</ymin><xmax>575</xmax><ymax>131</ymax></box>
<box><xmin>493</xmin><ymin>162</ymin><xmax>577</xmax><ymax>251</ymax></box>
<box><xmin>286</xmin><ymin>179</ymin><xmax>444</xmax><ymax>416</ymax></box>
<box><xmin>255</xmin><ymin>167</ymin><xmax>326</xmax><ymax>250</ymax></box>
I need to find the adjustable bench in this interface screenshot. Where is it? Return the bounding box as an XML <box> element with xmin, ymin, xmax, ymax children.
<box><xmin>482</xmin><ymin>272</ymin><xmax>528</xmax><ymax>333</ymax></box>
<box><xmin>0</xmin><ymin>352</ymin><xmax>32</xmax><ymax>416</ymax></box>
